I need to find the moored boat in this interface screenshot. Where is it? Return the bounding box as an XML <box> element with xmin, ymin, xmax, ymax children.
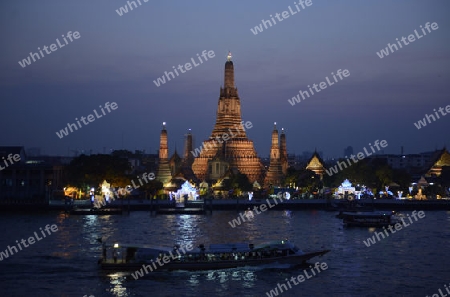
<box><xmin>98</xmin><ymin>240</ymin><xmax>330</xmax><ymax>271</ymax></box>
<box><xmin>69</xmin><ymin>208</ymin><xmax>122</xmax><ymax>215</ymax></box>
<box><xmin>340</xmin><ymin>211</ymin><xmax>399</xmax><ymax>227</ymax></box>
<box><xmin>155</xmin><ymin>208</ymin><xmax>205</xmax><ymax>215</ymax></box>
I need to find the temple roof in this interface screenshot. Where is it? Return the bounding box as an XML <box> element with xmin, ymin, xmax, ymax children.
<box><xmin>306</xmin><ymin>151</ymin><xmax>325</xmax><ymax>170</ymax></box>
<box><xmin>172</xmin><ymin>166</ymin><xmax>197</xmax><ymax>183</ymax></box>
<box><xmin>423</xmin><ymin>147</ymin><xmax>450</xmax><ymax>177</ymax></box>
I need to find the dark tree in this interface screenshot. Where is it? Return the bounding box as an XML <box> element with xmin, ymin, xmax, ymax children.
<box><xmin>392</xmin><ymin>169</ymin><xmax>412</xmax><ymax>192</ymax></box>
<box><xmin>65</xmin><ymin>154</ymin><xmax>131</xmax><ymax>189</ymax></box>
<box><xmin>439</xmin><ymin>166</ymin><xmax>450</xmax><ymax>188</ymax></box>
<box><xmin>138</xmin><ymin>179</ymin><xmax>164</xmax><ymax>199</ymax></box>
<box><xmin>223</xmin><ymin>172</ymin><xmax>252</xmax><ymax>194</ymax></box>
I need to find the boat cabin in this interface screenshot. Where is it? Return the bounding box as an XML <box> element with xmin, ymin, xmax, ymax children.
<box><xmin>100</xmin><ymin>240</ymin><xmax>303</xmax><ymax>264</ymax></box>
<box><xmin>341</xmin><ymin>211</ymin><xmax>397</xmax><ymax>227</ymax></box>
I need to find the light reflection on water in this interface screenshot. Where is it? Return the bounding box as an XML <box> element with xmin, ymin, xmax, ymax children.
<box><xmin>0</xmin><ymin>210</ymin><xmax>449</xmax><ymax>297</ymax></box>
<box><xmin>107</xmin><ymin>272</ymin><xmax>130</xmax><ymax>297</ymax></box>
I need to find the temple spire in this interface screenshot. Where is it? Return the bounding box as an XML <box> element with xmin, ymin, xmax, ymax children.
<box><xmin>210</xmin><ymin>52</ymin><xmax>243</xmax><ymax>138</ymax></box>
<box><xmin>271</xmin><ymin>122</ymin><xmax>279</xmax><ymax>147</ymax></box>
<box><xmin>224</xmin><ymin>52</ymin><xmax>235</xmax><ymax>88</ymax></box>
<box><xmin>191</xmin><ymin>53</ymin><xmax>265</xmax><ymax>183</ymax></box>
<box><xmin>156</xmin><ymin>121</ymin><xmax>172</xmax><ymax>184</ymax></box>
<box><xmin>159</xmin><ymin>122</ymin><xmax>168</xmax><ymax>160</ymax></box>
<box><xmin>183</xmin><ymin>129</ymin><xmax>194</xmax><ymax>167</ymax></box>
<box><xmin>264</xmin><ymin>122</ymin><xmax>283</xmax><ymax>187</ymax></box>
<box><xmin>280</xmin><ymin>127</ymin><xmax>288</xmax><ymax>175</ymax></box>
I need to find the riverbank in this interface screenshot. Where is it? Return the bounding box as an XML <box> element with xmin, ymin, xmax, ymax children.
<box><xmin>1</xmin><ymin>198</ymin><xmax>450</xmax><ymax>212</ymax></box>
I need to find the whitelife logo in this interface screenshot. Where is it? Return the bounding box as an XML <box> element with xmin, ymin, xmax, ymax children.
<box><xmin>0</xmin><ymin>224</ymin><xmax>59</xmax><ymax>261</ymax></box>
<box><xmin>128</xmin><ymin>172</ymin><xmax>155</xmax><ymax>191</ymax></box>
<box><xmin>18</xmin><ymin>31</ymin><xmax>81</xmax><ymax>68</ymax></box>
<box><xmin>250</xmin><ymin>0</ymin><xmax>313</xmax><ymax>35</ymax></box>
<box><xmin>115</xmin><ymin>0</ymin><xmax>149</xmax><ymax>16</ymax></box>
<box><xmin>362</xmin><ymin>211</ymin><xmax>425</xmax><ymax>247</ymax></box>
<box><xmin>153</xmin><ymin>50</ymin><xmax>215</xmax><ymax>87</ymax></box>
<box><xmin>325</xmin><ymin>140</ymin><xmax>388</xmax><ymax>176</ymax></box>
<box><xmin>0</xmin><ymin>153</ymin><xmax>21</xmax><ymax>171</ymax></box>
<box><xmin>265</xmin><ymin>262</ymin><xmax>328</xmax><ymax>296</ymax></box>
<box><xmin>190</xmin><ymin>121</ymin><xmax>253</xmax><ymax>157</ymax></box>
<box><xmin>414</xmin><ymin>104</ymin><xmax>450</xmax><ymax>130</ymax></box>
<box><xmin>55</xmin><ymin>102</ymin><xmax>118</xmax><ymax>139</ymax></box>
<box><xmin>427</xmin><ymin>283</ymin><xmax>450</xmax><ymax>297</ymax></box>
<box><xmin>376</xmin><ymin>22</ymin><xmax>439</xmax><ymax>59</ymax></box>
<box><xmin>288</xmin><ymin>69</ymin><xmax>350</xmax><ymax>106</ymax></box>
<box><xmin>130</xmin><ymin>243</ymin><xmax>194</xmax><ymax>279</ymax></box>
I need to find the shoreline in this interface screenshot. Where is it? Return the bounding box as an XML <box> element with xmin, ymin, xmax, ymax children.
<box><xmin>1</xmin><ymin>198</ymin><xmax>450</xmax><ymax>212</ymax></box>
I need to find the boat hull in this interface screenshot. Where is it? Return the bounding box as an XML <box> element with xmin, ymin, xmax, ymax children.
<box><xmin>69</xmin><ymin>208</ymin><xmax>122</xmax><ymax>215</ymax></box>
<box><xmin>340</xmin><ymin>211</ymin><xmax>398</xmax><ymax>227</ymax></box>
<box><xmin>100</xmin><ymin>250</ymin><xmax>330</xmax><ymax>271</ymax></box>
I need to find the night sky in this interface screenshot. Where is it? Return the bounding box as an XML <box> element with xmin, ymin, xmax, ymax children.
<box><xmin>1</xmin><ymin>0</ymin><xmax>449</xmax><ymax>159</ymax></box>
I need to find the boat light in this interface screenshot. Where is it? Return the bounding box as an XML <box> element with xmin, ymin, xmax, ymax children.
<box><xmin>114</xmin><ymin>243</ymin><xmax>119</xmax><ymax>248</ymax></box>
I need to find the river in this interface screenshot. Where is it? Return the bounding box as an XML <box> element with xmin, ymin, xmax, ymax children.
<box><xmin>0</xmin><ymin>209</ymin><xmax>449</xmax><ymax>297</ymax></box>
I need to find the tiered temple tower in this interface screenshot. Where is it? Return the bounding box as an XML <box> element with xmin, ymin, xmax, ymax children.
<box><xmin>169</xmin><ymin>148</ymin><xmax>181</xmax><ymax>175</ymax></box>
<box><xmin>264</xmin><ymin>123</ymin><xmax>284</xmax><ymax>187</ymax></box>
<box><xmin>156</xmin><ymin>122</ymin><xmax>172</xmax><ymax>184</ymax></box>
<box><xmin>191</xmin><ymin>53</ymin><xmax>265</xmax><ymax>183</ymax></box>
<box><xmin>176</xmin><ymin>129</ymin><xmax>197</xmax><ymax>181</ymax></box>
<box><xmin>183</xmin><ymin>129</ymin><xmax>194</xmax><ymax>168</ymax></box>
<box><xmin>280</xmin><ymin>128</ymin><xmax>288</xmax><ymax>175</ymax></box>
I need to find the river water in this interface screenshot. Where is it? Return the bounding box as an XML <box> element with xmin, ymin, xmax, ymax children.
<box><xmin>0</xmin><ymin>209</ymin><xmax>449</xmax><ymax>297</ymax></box>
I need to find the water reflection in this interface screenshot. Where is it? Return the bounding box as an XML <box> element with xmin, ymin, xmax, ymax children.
<box><xmin>282</xmin><ymin>210</ymin><xmax>292</xmax><ymax>218</ymax></box>
<box><xmin>161</xmin><ymin>215</ymin><xmax>202</xmax><ymax>247</ymax></box>
<box><xmin>107</xmin><ymin>272</ymin><xmax>130</xmax><ymax>297</ymax></box>
<box><xmin>50</xmin><ymin>212</ymin><xmax>79</xmax><ymax>259</ymax></box>
<box><xmin>192</xmin><ymin>269</ymin><xmax>257</xmax><ymax>287</ymax></box>
<box><xmin>188</xmin><ymin>273</ymin><xmax>199</xmax><ymax>285</ymax></box>
<box><xmin>2</xmin><ymin>210</ymin><xmax>448</xmax><ymax>296</ymax></box>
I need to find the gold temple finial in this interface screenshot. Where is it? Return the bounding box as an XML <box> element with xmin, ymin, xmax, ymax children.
<box><xmin>227</xmin><ymin>51</ymin><xmax>232</xmax><ymax>61</ymax></box>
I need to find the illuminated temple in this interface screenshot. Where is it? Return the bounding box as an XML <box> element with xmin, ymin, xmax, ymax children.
<box><xmin>191</xmin><ymin>53</ymin><xmax>265</xmax><ymax>183</ymax></box>
<box><xmin>156</xmin><ymin>53</ymin><xmax>286</xmax><ymax>187</ymax></box>
<box><xmin>264</xmin><ymin>123</ymin><xmax>284</xmax><ymax>187</ymax></box>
